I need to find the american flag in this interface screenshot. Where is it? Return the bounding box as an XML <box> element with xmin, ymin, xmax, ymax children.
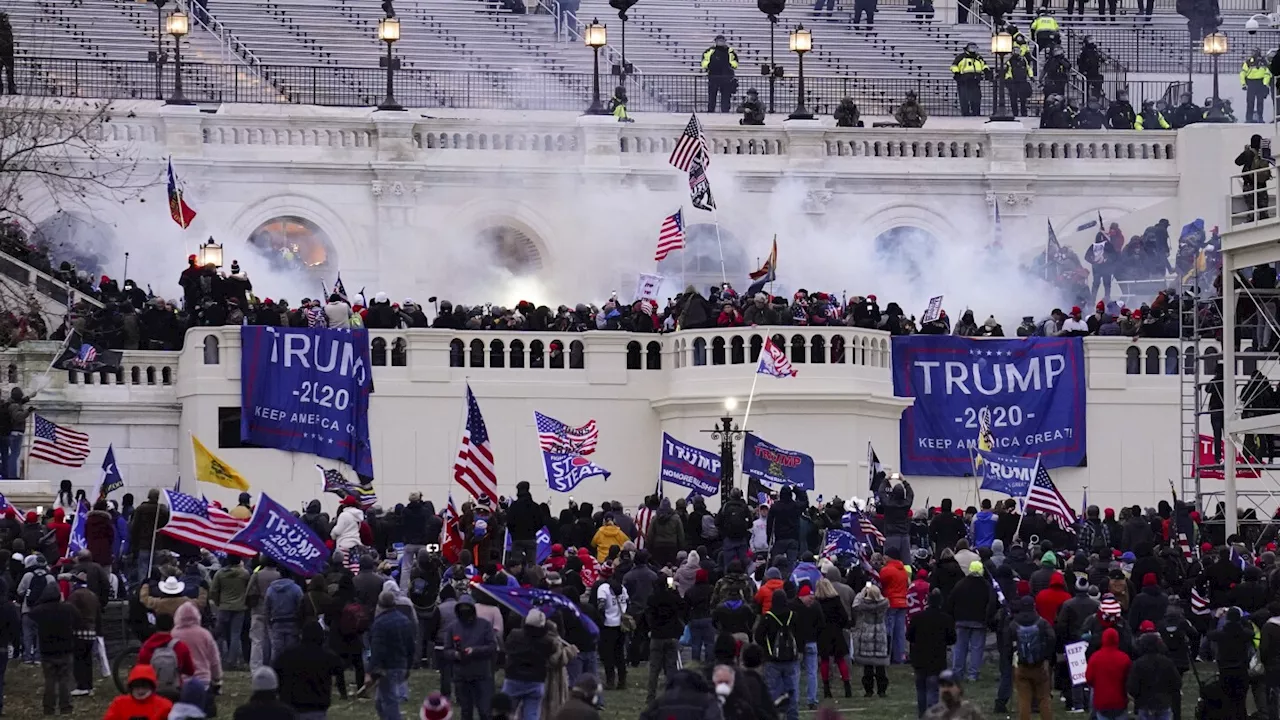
<box><xmin>441</xmin><ymin>491</ymin><xmax>464</xmax><ymax>564</ymax></box>
<box><xmin>29</xmin><ymin>415</ymin><xmax>91</xmax><ymax>467</ymax></box>
<box><xmin>654</xmin><ymin>209</ymin><xmax>686</xmax><ymax>262</ymax></box>
<box><xmin>317</xmin><ymin>465</ymin><xmax>378</xmax><ymax>509</ymax></box>
<box><xmin>454</xmin><ymin>384</ymin><xmax>499</xmax><ymax>505</ymax></box>
<box><xmin>534</xmin><ymin>411</ymin><xmax>599</xmax><ymax>455</ymax></box>
<box><xmin>1025</xmin><ymin>462</ymin><xmax>1075</xmax><ymax>529</ymax></box>
<box><xmin>635</xmin><ymin>504</ymin><xmax>653</xmax><ymax>550</ymax></box>
<box><xmin>161</xmin><ymin>489</ymin><xmax>256</xmax><ymax>556</ymax></box>
<box><xmin>1177</xmin><ymin>532</ymin><xmax>1195</xmax><ymax>563</ymax></box>
<box><xmin>1190</xmin><ymin>585</ymin><xmax>1210</xmax><ymax>616</ymax></box>
<box><xmin>74</xmin><ymin>344</ymin><xmax>97</xmax><ymax>366</ymax></box>
<box><xmin>668</xmin><ymin>114</ymin><xmax>709</xmax><ymax>172</ymax></box>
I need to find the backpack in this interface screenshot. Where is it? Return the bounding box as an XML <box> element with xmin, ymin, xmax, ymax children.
<box><xmin>150</xmin><ymin>639</ymin><xmax>181</xmax><ymax>695</ymax></box>
<box><xmin>1089</xmin><ymin>522</ymin><xmax>1109</xmax><ymax>552</ymax></box>
<box><xmin>722</xmin><ymin>507</ymin><xmax>750</xmax><ymax>540</ymax></box>
<box><xmin>24</xmin><ymin>571</ymin><xmax>47</xmax><ymax>607</ymax></box>
<box><xmin>1015</xmin><ymin>622</ymin><xmax>1045</xmax><ymax>666</ymax></box>
<box><xmin>766</xmin><ymin>611</ymin><xmax>798</xmax><ymax>662</ymax></box>
<box><xmin>265</xmin><ymin>582</ymin><xmax>299</xmax><ymax>624</ymax></box>
<box><xmin>339</xmin><ymin>602</ymin><xmax>369</xmax><ymax>636</ymax></box>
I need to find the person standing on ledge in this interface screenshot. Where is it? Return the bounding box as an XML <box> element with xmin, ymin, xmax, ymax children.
<box><xmin>701</xmin><ymin>35</ymin><xmax>739</xmax><ymax>114</ymax></box>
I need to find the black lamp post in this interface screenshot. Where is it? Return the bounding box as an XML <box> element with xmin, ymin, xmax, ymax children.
<box><xmin>757</xmin><ymin>0</ymin><xmax>786</xmax><ymax>114</ymax></box>
<box><xmin>788</xmin><ymin>25</ymin><xmax>813</xmax><ymax>120</ymax></box>
<box><xmin>165</xmin><ymin>10</ymin><xmax>194</xmax><ymax>106</ymax></box>
<box><xmin>989</xmin><ymin>31</ymin><xmax>1013</xmax><ymax>122</ymax></box>
<box><xmin>609</xmin><ymin>0</ymin><xmax>637</xmax><ymax>84</ymax></box>
<box><xmin>704</xmin><ymin>397</ymin><xmax>746</xmax><ymax>496</ymax></box>
<box><xmin>584</xmin><ymin>18</ymin><xmax>609</xmax><ymax>115</ymax></box>
<box><xmin>148</xmin><ymin>0</ymin><xmax>169</xmax><ymax>101</ymax></box>
<box><xmin>377</xmin><ymin>16</ymin><xmax>404</xmax><ymax>111</ymax></box>
<box><xmin>1203</xmin><ymin>31</ymin><xmax>1229</xmax><ymax>123</ymax></box>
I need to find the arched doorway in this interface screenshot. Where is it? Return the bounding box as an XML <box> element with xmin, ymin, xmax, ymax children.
<box><xmin>874</xmin><ymin>226</ymin><xmax>939</xmax><ymax>279</ymax></box>
<box><xmin>656</xmin><ymin>223</ymin><xmax>748</xmax><ymax>292</ymax></box>
<box><xmin>31</xmin><ymin>211</ymin><xmax>116</xmax><ymax>277</ymax></box>
<box><xmin>473</xmin><ymin>226</ymin><xmax>543</xmax><ymax>276</ymax></box>
<box><xmin>247</xmin><ymin>216</ymin><xmax>335</xmax><ymax>272</ymax></box>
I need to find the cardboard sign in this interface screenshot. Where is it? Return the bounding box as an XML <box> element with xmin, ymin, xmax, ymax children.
<box><xmin>1065</xmin><ymin>641</ymin><xmax>1088</xmax><ymax>686</ymax></box>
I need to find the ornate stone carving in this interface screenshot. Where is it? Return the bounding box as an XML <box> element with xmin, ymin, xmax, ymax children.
<box><xmin>803</xmin><ymin>190</ymin><xmax>834</xmax><ymax>214</ymax></box>
<box><xmin>984</xmin><ymin>192</ymin><xmax>1033</xmax><ymax>208</ymax></box>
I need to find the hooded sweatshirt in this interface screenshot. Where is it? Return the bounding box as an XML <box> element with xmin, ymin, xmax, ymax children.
<box><xmin>103</xmin><ymin>666</ymin><xmax>173</xmax><ymax>720</ymax></box>
<box><xmin>1035</xmin><ymin>572</ymin><xmax>1072</xmax><ymax>625</ymax></box>
<box><xmin>172</xmin><ymin>601</ymin><xmax>222</xmax><ymax>686</ymax></box>
<box><xmin>971</xmin><ymin>509</ymin><xmax>997</xmax><ymax>549</ymax></box>
<box><xmin>1085</xmin><ymin>628</ymin><xmax>1131</xmax><ymax>712</ymax></box>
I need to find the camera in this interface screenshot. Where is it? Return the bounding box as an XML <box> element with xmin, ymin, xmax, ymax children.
<box><xmin>1247</xmin><ymin>17</ymin><xmax>1260</xmax><ymax>32</ymax></box>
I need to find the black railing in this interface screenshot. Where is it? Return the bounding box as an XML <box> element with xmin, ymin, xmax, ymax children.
<box><xmin>6</xmin><ymin>56</ymin><xmax>1202</xmax><ymax>117</ymax></box>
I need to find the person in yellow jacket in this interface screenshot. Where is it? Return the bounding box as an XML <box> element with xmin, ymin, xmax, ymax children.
<box><xmin>1004</xmin><ymin>47</ymin><xmax>1034</xmax><ymax>117</ymax></box>
<box><xmin>1030</xmin><ymin>10</ymin><xmax>1059</xmax><ymax>52</ymax></box>
<box><xmin>590</xmin><ymin>513</ymin><xmax>630</xmax><ymax>562</ymax></box>
<box><xmin>950</xmin><ymin>42</ymin><xmax>988</xmax><ymax>116</ymax></box>
<box><xmin>701</xmin><ymin>34</ymin><xmax>739</xmax><ymax>114</ymax></box>
<box><xmin>607</xmin><ymin>85</ymin><xmax>633</xmax><ymax>122</ymax></box>
<box><xmin>1241</xmin><ymin>49</ymin><xmax>1273</xmax><ymax>123</ymax></box>
<box><xmin>1135</xmin><ymin>99</ymin><xmax>1171</xmax><ymax>130</ymax></box>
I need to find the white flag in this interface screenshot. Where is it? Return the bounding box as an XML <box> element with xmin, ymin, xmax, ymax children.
<box><xmin>635</xmin><ymin>273</ymin><xmax>663</xmax><ymax>302</ymax></box>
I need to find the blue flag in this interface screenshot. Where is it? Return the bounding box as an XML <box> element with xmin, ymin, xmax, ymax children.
<box><xmin>100</xmin><ymin>445</ymin><xmax>124</xmax><ymax>498</ymax></box>
<box><xmin>543</xmin><ymin>452</ymin><xmax>611</xmax><ymax>493</ymax></box>
<box><xmin>66</xmin><ymin>499</ymin><xmax>89</xmax><ymax>558</ymax></box>
<box><xmin>472</xmin><ymin>583</ymin><xmax>599</xmax><ymax>636</ymax></box>
<box><xmin>742</xmin><ymin>433</ymin><xmax>815</xmax><ymax>490</ymax></box>
<box><xmin>504</xmin><ymin>529</ymin><xmax>512</xmax><ymax>555</ymax></box>
<box><xmin>659</xmin><ymin>433</ymin><xmax>720</xmax><ymax>497</ymax></box>
<box><xmin>823</xmin><ymin>529</ymin><xmax>858</xmax><ymax>558</ymax></box>
<box><xmin>229</xmin><ymin>493</ymin><xmax>329</xmax><ymax>577</ymax></box>
<box><xmin>536</xmin><ymin>526</ymin><xmax>552</xmax><ymax>564</ymax></box>
<box><xmin>975</xmin><ymin>449</ymin><xmax>1039</xmax><ymax>498</ymax></box>
<box><xmin>790</xmin><ymin>561</ymin><xmax>822</xmax><ymax>590</ymax></box>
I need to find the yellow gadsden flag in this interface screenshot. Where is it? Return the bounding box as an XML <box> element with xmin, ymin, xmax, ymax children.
<box><xmin>192</xmin><ymin>435</ymin><xmax>249</xmax><ymax>491</ymax></box>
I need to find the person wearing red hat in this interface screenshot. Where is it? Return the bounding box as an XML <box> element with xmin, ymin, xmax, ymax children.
<box><xmin>1060</xmin><ymin>306</ymin><xmax>1089</xmax><ymax>336</ymax></box>
<box><xmin>1087</xmin><ymin>300</ymin><xmax>1108</xmax><ymax>334</ymax></box>
<box><xmin>1085</xmin><ymin>628</ymin><xmax>1131</xmax><ymax>720</ymax></box>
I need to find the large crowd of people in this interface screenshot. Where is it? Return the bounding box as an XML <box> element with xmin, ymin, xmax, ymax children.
<box><xmin>0</xmin><ymin>473</ymin><xmax>1275</xmax><ymax>720</ymax></box>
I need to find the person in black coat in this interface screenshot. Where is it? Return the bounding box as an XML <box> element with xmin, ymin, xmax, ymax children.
<box><xmin>1205</xmin><ymin>547</ymin><xmax>1243</xmax><ymax>608</ymax></box>
<box><xmin>233</xmin><ymin>667</ymin><xmax>299</xmax><ymax>720</ymax></box>
<box><xmin>1121</xmin><ymin>506</ymin><xmax>1154</xmax><ymax>551</ymax></box>
<box><xmin>1128</xmin><ymin>631</ymin><xmax>1182</xmax><ymax>719</ymax></box>
<box><xmin>815</xmin><ymin>579</ymin><xmax>850</xmax><ymax>698</ymax></box>
<box><xmin>273</xmin><ymin>621</ymin><xmax>343</xmax><ymax>716</ymax></box>
<box><xmin>644</xmin><ymin>579</ymin><xmax>687</xmax><ymax>704</ymax></box>
<box><xmin>1209</xmin><ymin>606</ymin><xmax>1254</xmax><ymax>718</ymax></box>
<box><xmin>1128</xmin><ymin>574</ymin><xmax>1169</xmax><ymax>634</ymax></box>
<box><xmin>907</xmin><ymin>589</ymin><xmax>955</xmax><ymax>718</ymax></box>
<box><xmin>928</xmin><ymin>500</ymin><xmax>968</xmax><ymax>554</ymax></box>
<box><xmin>1230</xmin><ymin>566</ymin><xmax>1270</xmax><ymax>614</ymax></box>
<box><xmin>930</xmin><ymin>549</ymin><xmax>965</xmax><ymax>603</ymax></box>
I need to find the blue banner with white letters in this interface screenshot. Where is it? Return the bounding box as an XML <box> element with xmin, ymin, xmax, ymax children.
<box><xmin>240</xmin><ymin>327</ymin><xmax>374</xmax><ymax>477</ymax></box>
<box><xmin>975</xmin><ymin>449</ymin><xmax>1040</xmax><ymax>498</ymax></box>
<box><xmin>543</xmin><ymin>452</ymin><xmax>611</xmax><ymax>493</ymax></box>
<box><xmin>742</xmin><ymin>433</ymin><xmax>815</xmax><ymax>490</ymax></box>
<box><xmin>892</xmin><ymin>336</ymin><xmax>1086</xmax><ymax>476</ymax></box>
<box><xmin>229</xmin><ymin>493</ymin><xmax>329</xmax><ymax>577</ymax></box>
<box><xmin>659</xmin><ymin>433</ymin><xmax>721</xmax><ymax>497</ymax></box>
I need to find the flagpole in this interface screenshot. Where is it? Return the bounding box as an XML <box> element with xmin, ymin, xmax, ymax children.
<box><xmin>1013</xmin><ymin>454</ymin><xmax>1040</xmax><ymax>543</ymax></box>
<box><xmin>710</xmin><ymin>207</ymin><xmax>727</xmax><ymax>286</ymax></box>
<box><xmin>741</xmin><ymin>366</ymin><xmax>762</xmax><ymax>435</ymax></box>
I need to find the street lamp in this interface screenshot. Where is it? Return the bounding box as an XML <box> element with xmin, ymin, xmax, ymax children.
<box><xmin>377</xmin><ymin>16</ymin><xmax>404</xmax><ymax>111</ymax></box>
<box><xmin>197</xmin><ymin>237</ymin><xmax>223</xmax><ymax>267</ymax></box>
<box><xmin>788</xmin><ymin>25</ymin><xmax>813</xmax><ymax>120</ymax></box>
<box><xmin>989</xmin><ymin>31</ymin><xmax>1014</xmax><ymax>122</ymax></box>
<box><xmin>583</xmin><ymin>19</ymin><xmax>609</xmax><ymax>115</ymax></box>
<box><xmin>147</xmin><ymin>0</ymin><xmax>169</xmax><ymax>101</ymax></box>
<box><xmin>1203</xmin><ymin>31</ymin><xmax>1229</xmax><ymax>123</ymax></box>
<box><xmin>609</xmin><ymin>0</ymin><xmax>637</xmax><ymax>83</ymax></box>
<box><xmin>164</xmin><ymin>10</ymin><xmax>194</xmax><ymax>106</ymax></box>
<box><xmin>705</xmin><ymin>397</ymin><xmax>745</xmax><ymax>496</ymax></box>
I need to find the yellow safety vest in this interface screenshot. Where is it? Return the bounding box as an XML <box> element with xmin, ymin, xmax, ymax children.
<box><xmin>1134</xmin><ymin>111</ymin><xmax>1170</xmax><ymax>130</ymax></box>
<box><xmin>951</xmin><ymin>54</ymin><xmax>987</xmax><ymax>76</ymax></box>
<box><xmin>1241</xmin><ymin>60</ymin><xmax>1272</xmax><ymax>86</ymax></box>
<box><xmin>1031</xmin><ymin>16</ymin><xmax>1059</xmax><ymax>33</ymax></box>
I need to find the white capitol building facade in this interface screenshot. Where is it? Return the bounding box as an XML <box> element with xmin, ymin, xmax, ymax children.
<box><xmin>0</xmin><ymin>100</ymin><xmax>1267</xmax><ymax>515</ymax></box>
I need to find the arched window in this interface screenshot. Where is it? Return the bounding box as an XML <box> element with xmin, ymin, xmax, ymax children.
<box><xmin>569</xmin><ymin>340</ymin><xmax>585</xmax><ymax>369</ymax></box>
<box><xmin>656</xmin><ymin>224</ymin><xmax>749</xmax><ymax>292</ymax></box>
<box><xmin>510</xmin><ymin>339</ymin><xmax>525</xmax><ymax>369</ymax></box>
<box><xmin>730</xmin><ymin>336</ymin><xmax>745</xmax><ymax>365</ymax></box>
<box><xmin>1125</xmin><ymin>346</ymin><xmax>1140</xmax><ymax>374</ymax></box>
<box><xmin>469</xmin><ymin>339</ymin><xmax>485</xmax><ymax>368</ymax></box>
<box><xmin>790</xmin><ymin>335</ymin><xmax>806</xmax><ymax>364</ymax></box>
<box><xmin>626</xmin><ymin>341</ymin><xmax>642</xmax><ymax>370</ymax></box>
<box><xmin>712</xmin><ymin>337</ymin><xmax>726</xmax><ymax>366</ymax></box>
<box><xmin>646</xmin><ymin>341</ymin><xmax>662</xmax><ymax>370</ymax></box>
<box><xmin>5</xmin><ymin>364</ymin><xmax>15</xmax><ymax>383</ymax></box>
<box><xmin>811</xmin><ymin>335</ymin><xmax>826</xmax><ymax>364</ymax></box>
<box><xmin>247</xmin><ymin>215</ymin><xmax>335</xmax><ymax>272</ymax></box>
<box><xmin>831</xmin><ymin>335</ymin><xmax>846</xmax><ymax>364</ymax></box>
<box><xmin>750</xmin><ymin>334</ymin><xmax>763</xmax><ymax>363</ymax></box>
<box><xmin>1144</xmin><ymin>346</ymin><xmax>1160</xmax><ymax>375</ymax></box>
<box><xmin>146</xmin><ymin>366</ymin><xmax>156</xmax><ymax>385</ymax></box>
<box><xmin>692</xmin><ymin>338</ymin><xmax>707</xmax><ymax>367</ymax></box>
<box><xmin>202</xmin><ymin>335</ymin><xmax>220</xmax><ymax>365</ymax></box>
<box><xmin>489</xmin><ymin>340</ymin><xmax>506</xmax><ymax>368</ymax></box>
<box><xmin>1165</xmin><ymin>346</ymin><xmax>1179</xmax><ymax>375</ymax></box>
<box><xmin>772</xmin><ymin>334</ymin><xmax>786</xmax><ymax>359</ymax></box>
<box><xmin>530</xmin><ymin>340</ymin><xmax>545</xmax><ymax>368</ymax></box>
<box><xmin>161</xmin><ymin>367</ymin><xmax>172</xmax><ymax>385</ymax></box>
<box><xmin>550</xmin><ymin>340</ymin><xmax>565</xmax><ymax>369</ymax></box>
<box><xmin>371</xmin><ymin>337</ymin><xmax>388</xmax><ymax>366</ymax></box>
<box><xmin>130</xmin><ymin>367</ymin><xmax>141</xmax><ymax>384</ymax></box>
<box><xmin>469</xmin><ymin>226</ymin><xmax>545</xmax><ymax>288</ymax></box>
<box><xmin>392</xmin><ymin>338</ymin><xmax>407</xmax><ymax>366</ymax></box>
<box><xmin>449</xmin><ymin>339</ymin><xmax>465</xmax><ymax>368</ymax></box>
<box><xmin>1183</xmin><ymin>346</ymin><xmax>1196</xmax><ymax>375</ymax></box>
<box><xmin>874</xmin><ymin>226</ymin><xmax>940</xmax><ymax>280</ymax></box>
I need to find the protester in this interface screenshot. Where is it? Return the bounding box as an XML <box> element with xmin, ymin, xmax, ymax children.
<box><xmin>103</xmin><ymin>665</ymin><xmax>174</xmax><ymax>720</ymax></box>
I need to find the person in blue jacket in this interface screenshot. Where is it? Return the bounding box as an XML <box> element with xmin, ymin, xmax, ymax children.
<box><xmin>970</xmin><ymin>500</ymin><xmax>997</xmax><ymax>550</ymax></box>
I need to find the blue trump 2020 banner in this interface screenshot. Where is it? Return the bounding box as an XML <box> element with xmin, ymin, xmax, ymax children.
<box><xmin>742</xmin><ymin>433</ymin><xmax>815</xmax><ymax>490</ymax></box>
<box><xmin>230</xmin><ymin>493</ymin><xmax>329</xmax><ymax>577</ymax></box>
<box><xmin>892</xmin><ymin>336</ymin><xmax>1086</xmax><ymax>476</ymax></box>
<box><xmin>975</xmin><ymin>449</ymin><xmax>1039</xmax><ymax>498</ymax></box>
<box><xmin>240</xmin><ymin>327</ymin><xmax>374</xmax><ymax>477</ymax></box>
<box><xmin>659</xmin><ymin>433</ymin><xmax>720</xmax><ymax>497</ymax></box>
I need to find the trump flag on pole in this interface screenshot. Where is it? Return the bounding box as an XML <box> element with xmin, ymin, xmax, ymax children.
<box><xmin>975</xmin><ymin>449</ymin><xmax>1040</xmax><ymax>498</ymax></box>
<box><xmin>536</xmin><ymin>526</ymin><xmax>553</xmax><ymax>564</ymax></box>
<box><xmin>543</xmin><ymin>452</ymin><xmax>611</xmax><ymax>493</ymax></box>
<box><xmin>229</xmin><ymin>493</ymin><xmax>329</xmax><ymax>577</ymax></box>
<box><xmin>757</xmin><ymin>337</ymin><xmax>797</xmax><ymax>378</ymax></box>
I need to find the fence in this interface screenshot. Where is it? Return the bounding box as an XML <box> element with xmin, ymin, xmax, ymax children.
<box><xmin>6</xmin><ymin>56</ymin><xmax>1197</xmax><ymax>115</ymax></box>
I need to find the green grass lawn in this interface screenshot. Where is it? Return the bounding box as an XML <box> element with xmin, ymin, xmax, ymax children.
<box><xmin>2</xmin><ymin>660</ymin><xmax>1214</xmax><ymax>719</ymax></box>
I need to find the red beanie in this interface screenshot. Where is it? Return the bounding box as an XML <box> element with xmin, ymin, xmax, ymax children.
<box><xmin>1139</xmin><ymin>620</ymin><xmax>1156</xmax><ymax>633</ymax></box>
<box><xmin>1201</xmin><ymin>542</ymin><xmax>1214</xmax><ymax>553</ymax></box>
<box><xmin>1104</xmin><ymin>508</ymin><xmax>1115</xmax><ymax>518</ymax></box>
<box><xmin>340</xmin><ymin>495</ymin><xmax>359</xmax><ymax>507</ymax></box>
<box><xmin>24</xmin><ymin>511</ymin><xmax>36</xmax><ymax>523</ymax></box>
<box><xmin>1142</xmin><ymin>573</ymin><xmax>1158</xmax><ymax>588</ymax></box>
<box><xmin>695</xmin><ymin>569</ymin><xmax>709</xmax><ymax>584</ymax></box>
